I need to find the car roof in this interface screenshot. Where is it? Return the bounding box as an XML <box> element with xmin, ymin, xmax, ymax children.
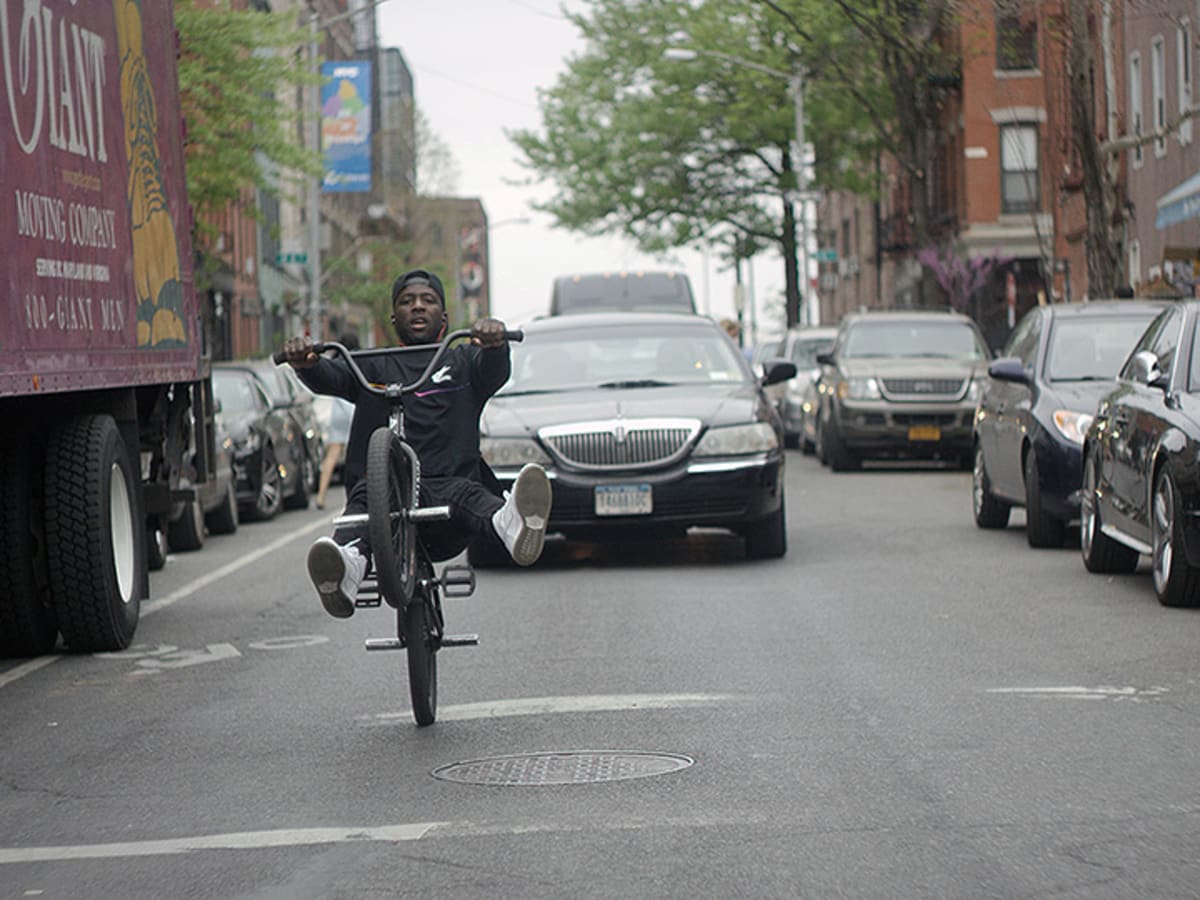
<box><xmin>1042</xmin><ymin>299</ymin><xmax>1171</xmax><ymax>318</ymax></box>
<box><xmin>520</xmin><ymin>311</ymin><xmax>722</xmax><ymax>335</ymax></box>
<box><xmin>840</xmin><ymin>309</ymin><xmax>975</xmax><ymax>325</ymax></box>
<box><xmin>785</xmin><ymin>325</ymin><xmax>838</xmax><ymax>338</ymax></box>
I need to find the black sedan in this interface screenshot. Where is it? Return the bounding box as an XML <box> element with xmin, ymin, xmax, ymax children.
<box><xmin>1080</xmin><ymin>300</ymin><xmax>1200</xmax><ymax>607</ymax></box>
<box><xmin>477</xmin><ymin>313</ymin><xmax>796</xmax><ymax>562</ymax></box>
<box><xmin>972</xmin><ymin>300</ymin><xmax>1166</xmax><ymax>547</ymax></box>
<box><xmin>212</xmin><ymin>366</ymin><xmax>308</xmax><ymax>521</ymax></box>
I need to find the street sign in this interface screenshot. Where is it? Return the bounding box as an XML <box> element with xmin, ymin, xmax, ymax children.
<box><xmin>816</xmin><ymin>248</ymin><xmax>838</xmax><ymax>263</ymax></box>
<box><xmin>277</xmin><ymin>251</ymin><xmax>308</xmax><ymax>265</ymax></box>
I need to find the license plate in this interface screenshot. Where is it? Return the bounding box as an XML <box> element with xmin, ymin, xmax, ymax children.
<box><xmin>908</xmin><ymin>424</ymin><xmax>941</xmax><ymax>441</ymax></box>
<box><xmin>595</xmin><ymin>484</ymin><xmax>652</xmax><ymax>516</ymax></box>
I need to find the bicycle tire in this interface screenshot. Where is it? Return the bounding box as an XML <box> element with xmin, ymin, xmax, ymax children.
<box><xmin>403</xmin><ymin>596</ymin><xmax>438</xmax><ymax>726</ymax></box>
<box><xmin>366</xmin><ymin>428</ymin><xmax>416</xmax><ymax>607</ymax></box>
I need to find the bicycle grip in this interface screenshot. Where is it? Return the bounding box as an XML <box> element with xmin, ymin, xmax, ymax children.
<box><xmin>272</xmin><ymin>342</ymin><xmax>326</xmax><ymax>365</ymax></box>
<box><xmin>505</xmin><ymin>330</ymin><xmax>524</xmax><ymax>342</ymax></box>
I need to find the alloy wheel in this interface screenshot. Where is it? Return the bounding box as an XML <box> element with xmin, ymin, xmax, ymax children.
<box><xmin>1152</xmin><ymin>473</ymin><xmax>1175</xmax><ymax>597</ymax></box>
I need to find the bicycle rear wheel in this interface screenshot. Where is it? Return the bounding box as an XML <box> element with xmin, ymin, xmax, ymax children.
<box><xmin>402</xmin><ymin>596</ymin><xmax>438</xmax><ymax>726</ymax></box>
<box><xmin>366</xmin><ymin>428</ymin><xmax>416</xmax><ymax>608</ymax></box>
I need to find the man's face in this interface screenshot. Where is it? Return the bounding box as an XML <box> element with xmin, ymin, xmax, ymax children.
<box><xmin>392</xmin><ymin>283</ymin><xmax>445</xmax><ymax>345</ymax></box>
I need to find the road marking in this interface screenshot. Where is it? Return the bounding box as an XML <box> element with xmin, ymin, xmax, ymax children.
<box><xmin>0</xmin><ymin>824</ymin><xmax>442</xmax><ymax>864</ymax></box>
<box><xmin>986</xmin><ymin>685</ymin><xmax>1169</xmax><ymax>701</ymax></box>
<box><xmin>131</xmin><ymin>643</ymin><xmax>242</xmax><ymax>674</ymax></box>
<box><xmin>0</xmin><ymin>517</ymin><xmax>330</xmax><ymax>691</ymax></box>
<box><xmin>358</xmin><ymin>692</ymin><xmax>741</xmax><ymax>725</ymax></box>
<box><xmin>247</xmin><ymin>635</ymin><xmax>329</xmax><ymax>651</ymax></box>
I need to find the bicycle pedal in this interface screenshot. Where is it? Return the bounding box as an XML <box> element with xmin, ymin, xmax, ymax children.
<box><xmin>441</xmin><ymin>633</ymin><xmax>479</xmax><ymax>647</ymax></box>
<box><xmin>440</xmin><ymin>565</ymin><xmax>476</xmax><ymax>598</ymax></box>
<box><xmin>355</xmin><ymin>597</ymin><xmax>381</xmax><ymax>608</ymax></box>
<box><xmin>364</xmin><ymin>637</ymin><xmax>404</xmax><ymax>651</ymax></box>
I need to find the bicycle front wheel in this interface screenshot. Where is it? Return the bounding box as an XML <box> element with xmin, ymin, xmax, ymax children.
<box><xmin>366</xmin><ymin>428</ymin><xmax>416</xmax><ymax>608</ymax></box>
<box><xmin>403</xmin><ymin>599</ymin><xmax>438</xmax><ymax>726</ymax></box>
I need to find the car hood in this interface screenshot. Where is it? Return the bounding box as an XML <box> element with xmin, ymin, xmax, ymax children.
<box><xmin>1042</xmin><ymin>380</ymin><xmax>1118</xmax><ymax>413</ymax></box>
<box><xmin>483</xmin><ymin>383</ymin><xmax>767</xmax><ymax>436</ymax></box>
<box><xmin>838</xmin><ymin>357</ymin><xmax>985</xmax><ymax>379</ymax></box>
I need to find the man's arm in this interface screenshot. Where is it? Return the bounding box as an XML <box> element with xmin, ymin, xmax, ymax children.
<box><xmin>278</xmin><ymin>336</ymin><xmax>357</xmax><ymax>401</ymax></box>
<box><xmin>468</xmin><ymin>317</ymin><xmax>512</xmax><ymax>397</ymax></box>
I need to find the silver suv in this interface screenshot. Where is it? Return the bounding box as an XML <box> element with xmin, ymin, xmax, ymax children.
<box><xmin>813</xmin><ymin>310</ymin><xmax>990</xmax><ymax>470</ymax></box>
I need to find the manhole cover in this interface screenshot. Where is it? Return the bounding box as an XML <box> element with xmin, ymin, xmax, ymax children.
<box><xmin>431</xmin><ymin>750</ymin><xmax>694</xmax><ymax>786</ymax></box>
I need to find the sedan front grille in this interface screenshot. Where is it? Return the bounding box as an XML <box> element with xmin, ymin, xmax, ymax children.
<box><xmin>540</xmin><ymin>418</ymin><xmax>701</xmax><ymax>470</ymax></box>
<box><xmin>880</xmin><ymin>378</ymin><xmax>965</xmax><ymax>398</ymax></box>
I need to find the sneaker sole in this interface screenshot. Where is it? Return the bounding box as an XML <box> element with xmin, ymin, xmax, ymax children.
<box><xmin>510</xmin><ymin>466</ymin><xmax>552</xmax><ymax>566</ymax></box>
<box><xmin>307</xmin><ymin>541</ymin><xmax>354</xmax><ymax>618</ymax></box>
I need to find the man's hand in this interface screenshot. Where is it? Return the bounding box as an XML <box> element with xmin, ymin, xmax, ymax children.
<box><xmin>471</xmin><ymin>317</ymin><xmax>507</xmax><ymax>348</ymax></box>
<box><xmin>280</xmin><ymin>336</ymin><xmax>319</xmax><ymax>368</ymax></box>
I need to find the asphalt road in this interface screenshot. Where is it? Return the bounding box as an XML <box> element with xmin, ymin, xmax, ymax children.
<box><xmin>3</xmin><ymin>452</ymin><xmax>1200</xmax><ymax>899</ymax></box>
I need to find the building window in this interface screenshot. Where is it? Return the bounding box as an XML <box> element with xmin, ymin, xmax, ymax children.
<box><xmin>995</xmin><ymin>1</ymin><xmax>1037</xmax><ymax>70</ymax></box>
<box><xmin>1179</xmin><ymin>22</ymin><xmax>1193</xmax><ymax>144</ymax></box>
<box><xmin>1130</xmin><ymin>53</ymin><xmax>1144</xmax><ymax>168</ymax></box>
<box><xmin>1153</xmin><ymin>36</ymin><xmax>1167</xmax><ymax>157</ymax></box>
<box><xmin>1000</xmin><ymin>124</ymin><xmax>1039</xmax><ymax>214</ymax></box>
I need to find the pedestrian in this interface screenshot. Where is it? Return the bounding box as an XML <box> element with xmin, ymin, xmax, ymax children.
<box><xmin>278</xmin><ymin>268</ymin><xmax>552</xmax><ymax>619</ymax></box>
<box><xmin>315</xmin><ymin>332</ymin><xmax>359</xmax><ymax>510</ymax></box>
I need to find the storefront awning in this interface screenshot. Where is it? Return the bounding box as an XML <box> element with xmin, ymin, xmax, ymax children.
<box><xmin>1156</xmin><ymin>171</ymin><xmax>1200</xmax><ymax>229</ymax></box>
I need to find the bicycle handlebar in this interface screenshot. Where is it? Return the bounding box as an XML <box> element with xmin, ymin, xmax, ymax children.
<box><xmin>271</xmin><ymin>328</ymin><xmax>523</xmax><ymax>399</ymax></box>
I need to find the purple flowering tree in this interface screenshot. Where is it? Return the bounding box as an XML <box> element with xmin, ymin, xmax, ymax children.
<box><xmin>916</xmin><ymin>244</ymin><xmax>1013</xmax><ymax>312</ymax></box>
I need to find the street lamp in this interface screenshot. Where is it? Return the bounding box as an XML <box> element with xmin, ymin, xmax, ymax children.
<box><xmin>306</xmin><ymin>0</ymin><xmax>393</xmax><ymax>342</ymax></box>
<box><xmin>663</xmin><ymin>46</ymin><xmax>813</xmax><ymax>326</ymax></box>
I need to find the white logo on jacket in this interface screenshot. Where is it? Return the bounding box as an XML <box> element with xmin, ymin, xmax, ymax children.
<box><xmin>431</xmin><ymin>365</ymin><xmax>453</xmax><ymax>384</ymax></box>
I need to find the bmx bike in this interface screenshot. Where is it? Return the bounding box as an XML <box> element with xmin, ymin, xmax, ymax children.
<box><xmin>274</xmin><ymin>328</ymin><xmax>521</xmax><ymax>725</ymax></box>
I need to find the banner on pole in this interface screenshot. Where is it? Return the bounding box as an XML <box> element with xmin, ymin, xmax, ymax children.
<box><xmin>321</xmin><ymin>62</ymin><xmax>372</xmax><ymax>193</ymax></box>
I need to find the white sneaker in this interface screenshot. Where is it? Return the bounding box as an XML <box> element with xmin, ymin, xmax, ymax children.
<box><xmin>492</xmin><ymin>464</ymin><xmax>552</xmax><ymax>566</ymax></box>
<box><xmin>307</xmin><ymin>537</ymin><xmax>367</xmax><ymax>618</ymax></box>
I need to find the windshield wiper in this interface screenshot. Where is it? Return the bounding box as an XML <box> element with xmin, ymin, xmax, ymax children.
<box><xmin>597</xmin><ymin>379</ymin><xmax>674</xmax><ymax>389</ymax></box>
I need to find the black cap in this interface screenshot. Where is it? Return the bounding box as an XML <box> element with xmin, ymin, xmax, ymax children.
<box><xmin>392</xmin><ymin>269</ymin><xmax>445</xmax><ymax>306</ymax></box>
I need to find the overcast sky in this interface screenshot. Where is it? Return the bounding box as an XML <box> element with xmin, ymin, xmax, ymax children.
<box><xmin>374</xmin><ymin>0</ymin><xmax>787</xmax><ymax>340</ymax></box>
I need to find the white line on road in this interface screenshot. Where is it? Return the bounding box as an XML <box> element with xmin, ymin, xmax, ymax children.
<box><xmin>986</xmin><ymin>685</ymin><xmax>1169</xmax><ymax>700</ymax></box>
<box><xmin>358</xmin><ymin>692</ymin><xmax>742</xmax><ymax>725</ymax></box>
<box><xmin>0</xmin><ymin>517</ymin><xmax>331</xmax><ymax>691</ymax></box>
<box><xmin>0</xmin><ymin>824</ymin><xmax>443</xmax><ymax>864</ymax></box>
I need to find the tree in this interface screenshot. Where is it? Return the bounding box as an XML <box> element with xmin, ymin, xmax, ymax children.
<box><xmin>916</xmin><ymin>244</ymin><xmax>1012</xmax><ymax>312</ymax></box>
<box><xmin>175</xmin><ymin>0</ymin><xmax>320</xmax><ymax>240</ymax></box>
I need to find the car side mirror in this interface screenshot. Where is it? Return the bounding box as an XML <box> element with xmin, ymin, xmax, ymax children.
<box><xmin>815</xmin><ymin>351</ymin><xmax>835</xmax><ymax>366</ymax></box>
<box><xmin>987</xmin><ymin>356</ymin><xmax>1030</xmax><ymax>385</ymax></box>
<box><xmin>761</xmin><ymin>360</ymin><xmax>798</xmax><ymax>386</ymax></box>
<box><xmin>1130</xmin><ymin>350</ymin><xmax>1168</xmax><ymax>388</ymax></box>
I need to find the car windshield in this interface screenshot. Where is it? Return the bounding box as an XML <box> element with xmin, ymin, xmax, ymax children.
<box><xmin>842</xmin><ymin>320</ymin><xmax>986</xmax><ymax>359</ymax></box>
<box><xmin>1046</xmin><ymin>315</ymin><xmax>1163</xmax><ymax>382</ymax></box>
<box><xmin>789</xmin><ymin>336</ymin><xmax>834</xmax><ymax>368</ymax></box>
<box><xmin>499</xmin><ymin>325</ymin><xmax>748</xmax><ymax>394</ymax></box>
<box><xmin>213</xmin><ymin>371</ymin><xmax>260</xmax><ymax>414</ymax></box>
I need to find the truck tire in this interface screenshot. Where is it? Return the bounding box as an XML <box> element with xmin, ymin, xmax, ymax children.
<box><xmin>168</xmin><ymin>494</ymin><xmax>205</xmax><ymax>552</ymax></box>
<box><xmin>44</xmin><ymin>415</ymin><xmax>144</xmax><ymax>652</ymax></box>
<box><xmin>205</xmin><ymin>479</ymin><xmax>239</xmax><ymax>535</ymax></box>
<box><xmin>0</xmin><ymin>435</ymin><xmax>59</xmax><ymax>657</ymax></box>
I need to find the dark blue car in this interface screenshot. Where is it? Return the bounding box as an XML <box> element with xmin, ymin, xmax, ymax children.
<box><xmin>972</xmin><ymin>300</ymin><xmax>1167</xmax><ymax>547</ymax></box>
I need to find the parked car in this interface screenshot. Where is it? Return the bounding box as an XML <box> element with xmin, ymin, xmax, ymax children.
<box><xmin>776</xmin><ymin>325</ymin><xmax>838</xmax><ymax>450</ymax></box>
<box><xmin>972</xmin><ymin>300</ymin><xmax>1167</xmax><ymax>547</ymax></box>
<box><xmin>476</xmin><ymin>312</ymin><xmax>796</xmax><ymax>563</ymax></box>
<box><xmin>550</xmin><ymin>271</ymin><xmax>697</xmax><ymax>315</ymax></box>
<box><xmin>211</xmin><ymin>366</ymin><xmax>309</xmax><ymax>521</ymax></box>
<box><xmin>218</xmin><ymin>361</ymin><xmax>323</xmax><ymax>510</ymax></box>
<box><xmin>1080</xmin><ymin>300</ymin><xmax>1200</xmax><ymax>607</ymax></box>
<box><xmin>813</xmin><ymin>310</ymin><xmax>990</xmax><ymax>470</ymax></box>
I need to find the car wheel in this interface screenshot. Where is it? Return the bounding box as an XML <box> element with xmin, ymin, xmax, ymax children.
<box><xmin>167</xmin><ymin>496</ymin><xmax>205</xmax><ymax>552</ymax></box>
<box><xmin>1151</xmin><ymin>467</ymin><xmax>1200</xmax><ymax>608</ymax></box>
<box><xmin>244</xmin><ymin>446</ymin><xmax>283</xmax><ymax>522</ymax></box>
<box><xmin>1023</xmin><ymin>450</ymin><xmax>1065</xmax><ymax>548</ymax></box>
<box><xmin>743</xmin><ymin>497</ymin><xmax>787</xmax><ymax>559</ymax></box>
<box><xmin>1080</xmin><ymin>453</ymin><xmax>1139</xmax><ymax>574</ymax></box>
<box><xmin>821</xmin><ymin>416</ymin><xmax>859</xmax><ymax>472</ymax></box>
<box><xmin>284</xmin><ymin>448</ymin><xmax>313</xmax><ymax>511</ymax></box>
<box><xmin>972</xmin><ymin>443</ymin><xmax>1011</xmax><ymax>529</ymax></box>
<box><xmin>206</xmin><ymin>478</ymin><xmax>239</xmax><ymax>535</ymax></box>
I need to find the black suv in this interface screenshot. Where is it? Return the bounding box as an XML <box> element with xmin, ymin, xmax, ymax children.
<box><xmin>814</xmin><ymin>310</ymin><xmax>990</xmax><ymax>470</ymax></box>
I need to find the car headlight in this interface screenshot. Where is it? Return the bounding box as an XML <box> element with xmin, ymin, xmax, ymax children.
<box><xmin>1052</xmin><ymin>410</ymin><xmax>1093</xmax><ymax>445</ymax></box>
<box><xmin>965</xmin><ymin>379</ymin><xmax>981</xmax><ymax>403</ymax></box>
<box><xmin>481</xmin><ymin>437</ymin><xmax>552</xmax><ymax>467</ymax></box>
<box><xmin>693</xmin><ymin>422</ymin><xmax>779</xmax><ymax>456</ymax></box>
<box><xmin>838</xmin><ymin>377</ymin><xmax>881</xmax><ymax>400</ymax></box>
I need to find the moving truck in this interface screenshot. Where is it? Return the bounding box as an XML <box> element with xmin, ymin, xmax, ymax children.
<box><xmin>1</xmin><ymin>0</ymin><xmax>217</xmax><ymax>655</ymax></box>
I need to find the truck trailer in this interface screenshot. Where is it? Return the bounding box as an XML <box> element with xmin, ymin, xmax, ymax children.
<box><xmin>1</xmin><ymin>0</ymin><xmax>219</xmax><ymax>655</ymax></box>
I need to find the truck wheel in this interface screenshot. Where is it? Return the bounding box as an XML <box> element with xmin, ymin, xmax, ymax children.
<box><xmin>0</xmin><ymin>435</ymin><xmax>59</xmax><ymax>657</ymax></box>
<box><xmin>44</xmin><ymin>415</ymin><xmax>143</xmax><ymax>652</ymax></box>
<box><xmin>205</xmin><ymin>479</ymin><xmax>238</xmax><ymax>535</ymax></box>
<box><xmin>168</xmin><ymin>496</ymin><xmax>205</xmax><ymax>552</ymax></box>
<box><xmin>146</xmin><ymin>517</ymin><xmax>169</xmax><ymax>571</ymax></box>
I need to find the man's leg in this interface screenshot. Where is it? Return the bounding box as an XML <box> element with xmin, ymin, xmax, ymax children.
<box><xmin>307</xmin><ymin>478</ymin><xmax>370</xmax><ymax>618</ymax></box>
<box><xmin>425</xmin><ymin>464</ymin><xmax>552</xmax><ymax>566</ymax></box>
